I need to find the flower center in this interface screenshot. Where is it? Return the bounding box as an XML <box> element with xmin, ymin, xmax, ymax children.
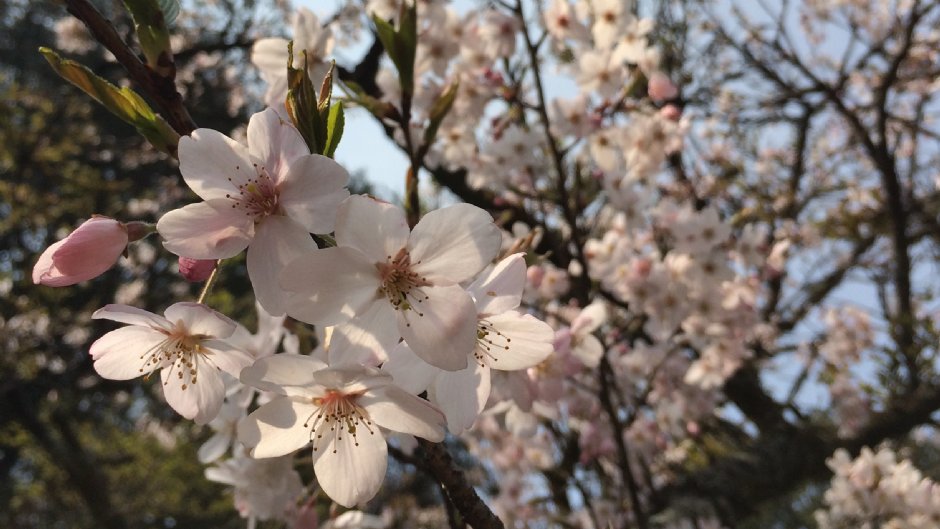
<box><xmin>226</xmin><ymin>163</ymin><xmax>279</xmax><ymax>220</ymax></box>
<box><xmin>138</xmin><ymin>322</ymin><xmax>207</xmax><ymax>390</ymax></box>
<box><xmin>304</xmin><ymin>390</ymin><xmax>374</xmax><ymax>453</ymax></box>
<box><xmin>474</xmin><ymin>319</ymin><xmax>511</xmax><ymax>367</ymax></box>
<box><xmin>376</xmin><ymin>248</ymin><xmax>431</xmax><ymax>318</ymax></box>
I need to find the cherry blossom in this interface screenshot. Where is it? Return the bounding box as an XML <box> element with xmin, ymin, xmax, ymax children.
<box><xmin>237</xmin><ymin>354</ymin><xmax>446</xmax><ymax>507</ymax></box>
<box><xmin>383</xmin><ymin>254</ymin><xmax>555</xmax><ymax>432</ymax></box>
<box><xmin>157</xmin><ymin>108</ymin><xmax>349</xmax><ymax>314</ymax></box>
<box><xmin>280</xmin><ymin>194</ymin><xmax>501</xmax><ymax>371</ymax></box>
<box><xmin>89</xmin><ymin>302</ymin><xmax>253</xmax><ymax>424</ymax></box>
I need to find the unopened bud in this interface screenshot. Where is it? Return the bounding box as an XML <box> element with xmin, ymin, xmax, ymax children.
<box><xmin>648</xmin><ymin>71</ymin><xmax>678</xmax><ymax>102</ymax></box>
<box><xmin>178</xmin><ymin>257</ymin><xmax>216</xmax><ymax>282</ymax></box>
<box><xmin>33</xmin><ymin>216</ymin><xmax>128</xmax><ymax>286</ymax></box>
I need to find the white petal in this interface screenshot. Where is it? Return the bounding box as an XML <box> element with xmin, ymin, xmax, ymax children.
<box><xmin>281</xmin><ymin>246</ymin><xmax>381</xmax><ymax>325</ymax></box>
<box><xmin>198</xmin><ymin>431</ymin><xmax>232</xmax><ymax>464</ymax></box>
<box><xmin>329</xmin><ymin>302</ymin><xmax>400</xmax><ymax>368</ymax></box>
<box><xmin>409</xmin><ymin>203</ymin><xmax>501</xmax><ymax>283</ymax></box>
<box><xmin>430</xmin><ymin>362</ymin><xmax>490</xmax><ymax>433</ymax></box>
<box><xmin>572</xmin><ymin>301</ymin><xmax>608</xmax><ymax>335</ymax></box>
<box><xmin>247</xmin><ymin>108</ymin><xmax>309</xmax><ymax>181</ymax></box>
<box><xmin>467</xmin><ymin>253</ymin><xmax>526</xmax><ymax>316</ymax></box>
<box><xmin>334</xmin><ymin>195</ymin><xmax>409</xmax><ymax>263</ymax></box>
<box><xmin>360</xmin><ymin>385</ymin><xmax>446</xmax><ymax>442</ymax></box>
<box><xmin>92</xmin><ymin>304</ymin><xmax>169</xmax><ymax>329</ymax></box>
<box><xmin>573</xmin><ymin>334</ymin><xmax>604</xmax><ymax>369</ymax></box>
<box><xmin>239</xmin><ymin>396</ymin><xmax>316</xmax><ymax>458</ymax></box>
<box><xmin>312</xmin><ymin>418</ymin><xmax>387</xmax><ymax>508</ymax></box>
<box><xmin>247</xmin><ymin>216</ymin><xmax>318</xmax><ymax>316</ymax></box>
<box><xmin>90</xmin><ymin>326</ymin><xmax>168</xmax><ymax>380</ymax></box>
<box><xmin>240</xmin><ymin>354</ymin><xmax>327</xmax><ymax>393</ymax></box>
<box><xmin>279</xmin><ymin>155</ymin><xmax>350</xmax><ymax>234</ymax></box>
<box><xmin>164</xmin><ymin>302</ymin><xmax>237</xmax><ymax>338</ymax></box>
<box><xmin>178</xmin><ymin>129</ymin><xmax>256</xmax><ymax>201</ymax></box>
<box><xmin>483</xmin><ymin>312</ymin><xmax>555</xmax><ymax>370</ymax></box>
<box><xmin>398</xmin><ymin>284</ymin><xmax>476</xmax><ymax>371</ymax></box>
<box><xmin>200</xmin><ymin>339</ymin><xmax>255</xmax><ymax>378</ymax></box>
<box><xmin>161</xmin><ymin>356</ymin><xmax>226</xmax><ymax>425</ymax></box>
<box><xmin>381</xmin><ymin>342</ymin><xmax>438</xmax><ymax>394</ymax></box>
<box><xmin>157</xmin><ymin>200</ymin><xmax>253</xmax><ymax>259</ymax></box>
<box><xmin>251</xmin><ymin>38</ymin><xmax>291</xmax><ymax>79</ymax></box>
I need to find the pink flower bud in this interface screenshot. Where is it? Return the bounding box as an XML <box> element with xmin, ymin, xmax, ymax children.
<box><xmin>178</xmin><ymin>257</ymin><xmax>216</xmax><ymax>282</ymax></box>
<box><xmin>660</xmin><ymin>104</ymin><xmax>682</xmax><ymax>121</ymax></box>
<box><xmin>33</xmin><ymin>216</ymin><xmax>128</xmax><ymax>287</ymax></box>
<box><xmin>647</xmin><ymin>71</ymin><xmax>678</xmax><ymax>102</ymax></box>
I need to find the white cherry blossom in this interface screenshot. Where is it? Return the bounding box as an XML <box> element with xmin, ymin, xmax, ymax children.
<box><xmin>280</xmin><ymin>195</ymin><xmax>502</xmax><ymax>371</ymax></box>
<box><xmin>157</xmin><ymin>108</ymin><xmax>349</xmax><ymax>314</ymax></box>
<box><xmin>237</xmin><ymin>354</ymin><xmax>446</xmax><ymax>507</ymax></box>
<box><xmin>89</xmin><ymin>302</ymin><xmax>253</xmax><ymax>424</ymax></box>
<box><xmin>383</xmin><ymin>254</ymin><xmax>555</xmax><ymax>432</ymax></box>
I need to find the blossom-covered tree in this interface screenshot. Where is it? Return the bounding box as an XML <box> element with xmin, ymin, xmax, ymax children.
<box><xmin>4</xmin><ymin>0</ymin><xmax>940</xmax><ymax>528</ymax></box>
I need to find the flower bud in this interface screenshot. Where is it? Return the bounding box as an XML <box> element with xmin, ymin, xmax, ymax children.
<box><xmin>647</xmin><ymin>71</ymin><xmax>678</xmax><ymax>102</ymax></box>
<box><xmin>33</xmin><ymin>216</ymin><xmax>128</xmax><ymax>287</ymax></box>
<box><xmin>178</xmin><ymin>257</ymin><xmax>216</xmax><ymax>282</ymax></box>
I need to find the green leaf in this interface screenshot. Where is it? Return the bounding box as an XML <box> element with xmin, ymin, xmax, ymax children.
<box><xmin>371</xmin><ymin>1</ymin><xmax>417</xmax><ymax>97</ymax></box>
<box><xmin>423</xmin><ymin>81</ymin><xmax>459</xmax><ymax>147</ymax></box>
<box><xmin>340</xmin><ymin>79</ymin><xmax>399</xmax><ymax>121</ymax></box>
<box><xmin>40</xmin><ymin>47</ymin><xmax>179</xmax><ymax>156</ymax></box>
<box><xmin>323</xmin><ymin>102</ymin><xmax>344</xmax><ymax>159</ymax></box>
<box><xmin>123</xmin><ymin>0</ymin><xmax>173</xmax><ymax>76</ymax></box>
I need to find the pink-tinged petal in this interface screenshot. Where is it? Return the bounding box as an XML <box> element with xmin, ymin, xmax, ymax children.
<box><xmin>430</xmin><ymin>362</ymin><xmax>490</xmax><ymax>433</ymax></box>
<box><xmin>90</xmin><ymin>326</ymin><xmax>168</xmax><ymax>380</ymax></box>
<box><xmin>467</xmin><ymin>253</ymin><xmax>526</xmax><ymax>316</ymax></box>
<box><xmin>329</xmin><ymin>303</ymin><xmax>400</xmax><ymax>368</ymax></box>
<box><xmin>164</xmin><ymin>302</ymin><xmax>237</xmax><ymax>338</ymax></box>
<box><xmin>92</xmin><ymin>304</ymin><xmax>169</xmax><ymax>329</ymax></box>
<box><xmin>571</xmin><ymin>301</ymin><xmax>607</xmax><ymax>335</ymax></box>
<box><xmin>247</xmin><ymin>108</ymin><xmax>309</xmax><ymax>181</ymax></box>
<box><xmin>200</xmin><ymin>339</ymin><xmax>254</xmax><ymax>377</ymax></box>
<box><xmin>278</xmin><ymin>155</ymin><xmax>350</xmax><ymax>234</ymax></box>
<box><xmin>251</xmin><ymin>38</ymin><xmax>291</xmax><ymax>79</ymax></box>
<box><xmin>161</xmin><ymin>356</ymin><xmax>226</xmax><ymax>425</ymax></box>
<box><xmin>409</xmin><ymin>203</ymin><xmax>502</xmax><ymax>284</ymax></box>
<box><xmin>247</xmin><ymin>216</ymin><xmax>318</xmax><ymax>316</ymax></box>
<box><xmin>360</xmin><ymin>385</ymin><xmax>446</xmax><ymax>441</ymax></box>
<box><xmin>312</xmin><ymin>418</ymin><xmax>387</xmax><ymax>508</ymax></box>
<box><xmin>482</xmin><ymin>312</ymin><xmax>555</xmax><ymax>370</ymax></box>
<box><xmin>281</xmin><ymin>246</ymin><xmax>381</xmax><ymax>326</ymax></box>
<box><xmin>398</xmin><ymin>284</ymin><xmax>476</xmax><ymax>371</ymax></box>
<box><xmin>32</xmin><ymin>238</ymin><xmax>68</xmax><ymax>285</ymax></box>
<box><xmin>381</xmin><ymin>342</ymin><xmax>438</xmax><ymax>394</ymax></box>
<box><xmin>334</xmin><ymin>195</ymin><xmax>409</xmax><ymax>263</ymax></box>
<box><xmin>239</xmin><ymin>396</ymin><xmax>316</xmax><ymax>458</ymax></box>
<box><xmin>178</xmin><ymin>129</ymin><xmax>256</xmax><ymax>201</ymax></box>
<box><xmin>309</xmin><ymin>367</ymin><xmax>391</xmax><ymax>395</ymax></box>
<box><xmin>157</xmin><ymin>200</ymin><xmax>253</xmax><ymax>259</ymax></box>
<box><xmin>240</xmin><ymin>354</ymin><xmax>327</xmax><ymax>393</ymax></box>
